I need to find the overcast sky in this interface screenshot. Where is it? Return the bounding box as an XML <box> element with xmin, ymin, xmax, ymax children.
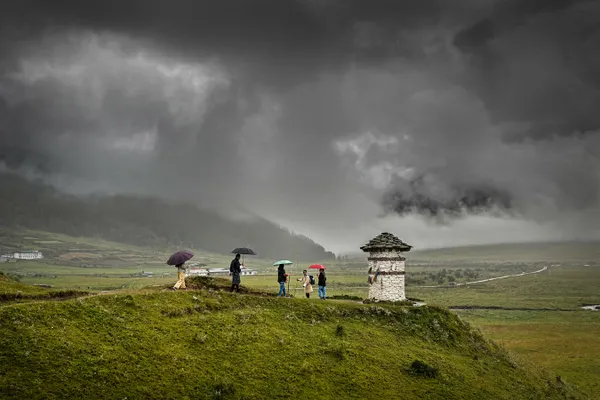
<box><xmin>1</xmin><ymin>0</ymin><xmax>599</xmax><ymax>253</ymax></box>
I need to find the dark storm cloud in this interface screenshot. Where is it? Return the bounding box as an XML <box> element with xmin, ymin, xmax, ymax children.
<box><xmin>2</xmin><ymin>0</ymin><xmax>490</xmax><ymax>83</ymax></box>
<box><xmin>378</xmin><ymin>0</ymin><xmax>600</xmax><ymax>222</ymax></box>
<box><xmin>0</xmin><ymin>0</ymin><xmax>599</xmax><ymax>251</ymax></box>
<box><xmin>0</xmin><ymin>0</ymin><xmax>488</xmax><ymax>192</ymax></box>
<box><xmin>453</xmin><ymin>0</ymin><xmax>600</xmax><ymax>138</ymax></box>
<box><xmin>381</xmin><ymin>175</ymin><xmax>514</xmax><ymax>219</ymax></box>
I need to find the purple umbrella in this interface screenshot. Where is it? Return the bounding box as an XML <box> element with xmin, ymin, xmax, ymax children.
<box><xmin>166</xmin><ymin>250</ymin><xmax>194</xmax><ymax>266</ymax></box>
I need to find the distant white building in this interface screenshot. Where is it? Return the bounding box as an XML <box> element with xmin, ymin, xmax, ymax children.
<box><xmin>186</xmin><ymin>268</ymin><xmax>209</xmax><ymax>277</ymax></box>
<box><xmin>187</xmin><ymin>262</ymin><xmax>207</xmax><ymax>267</ymax></box>
<box><xmin>241</xmin><ymin>269</ymin><xmax>257</xmax><ymax>276</ymax></box>
<box><xmin>204</xmin><ymin>267</ymin><xmax>257</xmax><ymax>276</ymax></box>
<box><xmin>207</xmin><ymin>268</ymin><xmax>230</xmax><ymax>276</ymax></box>
<box><xmin>141</xmin><ymin>271</ymin><xmax>154</xmax><ymax>277</ymax></box>
<box><xmin>11</xmin><ymin>250</ymin><xmax>43</xmax><ymax>260</ymax></box>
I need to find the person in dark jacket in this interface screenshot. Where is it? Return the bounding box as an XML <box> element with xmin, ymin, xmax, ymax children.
<box><xmin>230</xmin><ymin>253</ymin><xmax>242</xmax><ymax>292</ymax></box>
<box><xmin>277</xmin><ymin>264</ymin><xmax>287</xmax><ymax>297</ymax></box>
<box><xmin>318</xmin><ymin>268</ymin><xmax>327</xmax><ymax>300</ymax></box>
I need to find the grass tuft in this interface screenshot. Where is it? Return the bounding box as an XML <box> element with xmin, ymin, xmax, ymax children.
<box><xmin>407</xmin><ymin>360</ymin><xmax>439</xmax><ymax>378</ymax></box>
<box><xmin>212</xmin><ymin>378</ymin><xmax>236</xmax><ymax>400</ymax></box>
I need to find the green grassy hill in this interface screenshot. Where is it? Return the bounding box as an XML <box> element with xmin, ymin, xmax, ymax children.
<box><xmin>0</xmin><ymin>276</ymin><xmax>583</xmax><ymax>400</ymax></box>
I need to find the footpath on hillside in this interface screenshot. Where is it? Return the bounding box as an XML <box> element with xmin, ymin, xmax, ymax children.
<box><xmin>414</xmin><ymin>266</ymin><xmax>548</xmax><ymax>288</ymax></box>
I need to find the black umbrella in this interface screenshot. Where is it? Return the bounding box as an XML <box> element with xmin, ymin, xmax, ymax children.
<box><xmin>231</xmin><ymin>248</ymin><xmax>256</xmax><ymax>255</ymax></box>
<box><xmin>166</xmin><ymin>250</ymin><xmax>194</xmax><ymax>266</ymax></box>
<box><xmin>231</xmin><ymin>248</ymin><xmax>256</xmax><ymax>266</ymax></box>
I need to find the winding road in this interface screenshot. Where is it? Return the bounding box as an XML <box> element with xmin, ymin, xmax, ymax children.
<box><xmin>414</xmin><ymin>266</ymin><xmax>548</xmax><ymax>288</ymax></box>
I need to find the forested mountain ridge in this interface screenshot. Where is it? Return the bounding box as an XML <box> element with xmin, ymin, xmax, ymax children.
<box><xmin>0</xmin><ymin>172</ymin><xmax>335</xmax><ymax>261</ymax></box>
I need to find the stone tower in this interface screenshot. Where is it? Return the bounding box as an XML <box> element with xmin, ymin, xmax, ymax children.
<box><xmin>361</xmin><ymin>232</ymin><xmax>412</xmax><ymax>302</ymax></box>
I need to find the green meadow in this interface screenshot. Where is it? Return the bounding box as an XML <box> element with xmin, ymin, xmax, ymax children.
<box><xmin>2</xmin><ymin>229</ymin><xmax>600</xmax><ymax>397</ymax></box>
<box><xmin>457</xmin><ymin>310</ymin><xmax>600</xmax><ymax>396</ymax></box>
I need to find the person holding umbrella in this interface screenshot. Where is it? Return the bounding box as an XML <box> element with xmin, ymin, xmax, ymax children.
<box><xmin>309</xmin><ymin>264</ymin><xmax>327</xmax><ymax>300</ymax></box>
<box><xmin>230</xmin><ymin>253</ymin><xmax>242</xmax><ymax>292</ymax></box>
<box><xmin>273</xmin><ymin>259</ymin><xmax>293</xmax><ymax>295</ymax></box>
<box><xmin>318</xmin><ymin>268</ymin><xmax>327</xmax><ymax>300</ymax></box>
<box><xmin>277</xmin><ymin>264</ymin><xmax>287</xmax><ymax>297</ymax></box>
<box><xmin>231</xmin><ymin>247</ymin><xmax>256</xmax><ymax>266</ymax></box>
<box><xmin>173</xmin><ymin>263</ymin><xmax>187</xmax><ymax>290</ymax></box>
<box><xmin>166</xmin><ymin>250</ymin><xmax>194</xmax><ymax>291</ymax></box>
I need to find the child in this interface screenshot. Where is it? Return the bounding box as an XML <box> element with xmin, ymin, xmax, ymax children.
<box><xmin>297</xmin><ymin>270</ymin><xmax>313</xmax><ymax>299</ymax></box>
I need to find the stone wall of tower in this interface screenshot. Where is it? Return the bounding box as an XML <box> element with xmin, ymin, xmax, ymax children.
<box><xmin>367</xmin><ymin>250</ymin><xmax>406</xmax><ymax>302</ymax></box>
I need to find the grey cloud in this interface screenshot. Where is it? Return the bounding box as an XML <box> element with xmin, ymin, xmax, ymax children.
<box><xmin>381</xmin><ymin>175</ymin><xmax>514</xmax><ymax>219</ymax></box>
<box><xmin>454</xmin><ymin>0</ymin><xmax>600</xmax><ymax>137</ymax></box>
<box><xmin>0</xmin><ymin>0</ymin><xmax>599</xmax><ymax>252</ymax></box>
<box><xmin>2</xmin><ymin>1</ymin><xmax>491</xmax><ymax>70</ymax></box>
<box><xmin>378</xmin><ymin>0</ymin><xmax>600</xmax><ymax>224</ymax></box>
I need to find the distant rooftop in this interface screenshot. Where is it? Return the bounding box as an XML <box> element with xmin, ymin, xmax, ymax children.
<box><xmin>360</xmin><ymin>232</ymin><xmax>412</xmax><ymax>253</ymax></box>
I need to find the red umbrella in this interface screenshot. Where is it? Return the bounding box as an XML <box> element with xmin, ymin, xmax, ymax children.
<box><xmin>309</xmin><ymin>264</ymin><xmax>326</xmax><ymax>270</ymax></box>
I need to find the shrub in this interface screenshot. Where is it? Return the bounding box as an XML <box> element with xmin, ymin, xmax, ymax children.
<box><xmin>212</xmin><ymin>379</ymin><xmax>236</xmax><ymax>399</ymax></box>
<box><xmin>329</xmin><ymin>294</ymin><xmax>363</xmax><ymax>301</ymax></box>
<box><xmin>407</xmin><ymin>360</ymin><xmax>438</xmax><ymax>378</ymax></box>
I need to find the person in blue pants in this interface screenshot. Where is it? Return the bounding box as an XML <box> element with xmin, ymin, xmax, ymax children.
<box><xmin>277</xmin><ymin>264</ymin><xmax>287</xmax><ymax>297</ymax></box>
<box><xmin>318</xmin><ymin>268</ymin><xmax>327</xmax><ymax>300</ymax></box>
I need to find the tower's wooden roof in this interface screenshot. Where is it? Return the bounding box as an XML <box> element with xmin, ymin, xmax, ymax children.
<box><xmin>360</xmin><ymin>232</ymin><xmax>412</xmax><ymax>253</ymax></box>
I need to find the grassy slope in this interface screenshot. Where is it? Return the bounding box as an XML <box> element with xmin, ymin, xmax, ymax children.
<box><xmin>0</xmin><ymin>277</ymin><xmax>582</xmax><ymax>400</ymax></box>
<box><xmin>410</xmin><ymin>266</ymin><xmax>600</xmax><ymax>397</ymax></box>
<box><xmin>458</xmin><ymin>310</ymin><xmax>600</xmax><ymax>396</ymax></box>
<box><xmin>0</xmin><ymin>272</ymin><xmax>88</xmax><ymax>302</ymax></box>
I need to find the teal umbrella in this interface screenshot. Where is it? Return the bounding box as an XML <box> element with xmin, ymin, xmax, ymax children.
<box><xmin>273</xmin><ymin>260</ymin><xmax>293</xmax><ymax>297</ymax></box>
<box><xmin>273</xmin><ymin>259</ymin><xmax>293</xmax><ymax>266</ymax></box>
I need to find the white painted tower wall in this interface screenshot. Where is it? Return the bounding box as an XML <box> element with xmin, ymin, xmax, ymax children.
<box><xmin>368</xmin><ymin>250</ymin><xmax>406</xmax><ymax>302</ymax></box>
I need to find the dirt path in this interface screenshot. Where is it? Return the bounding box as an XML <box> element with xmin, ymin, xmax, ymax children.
<box><xmin>414</xmin><ymin>266</ymin><xmax>548</xmax><ymax>288</ymax></box>
<box><xmin>449</xmin><ymin>305</ymin><xmax>575</xmax><ymax>311</ymax></box>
